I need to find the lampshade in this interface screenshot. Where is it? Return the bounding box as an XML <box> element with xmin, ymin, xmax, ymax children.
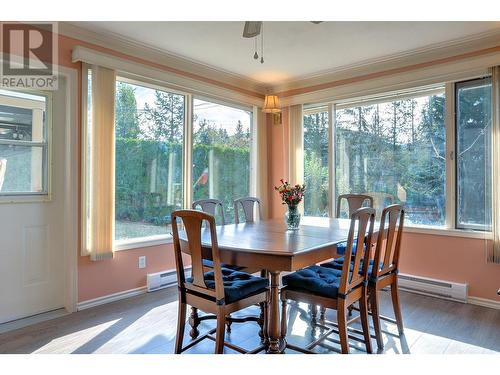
<box><xmin>262</xmin><ymin>95</ymin><xmax>281</xmax><ymax>113</ymax></box>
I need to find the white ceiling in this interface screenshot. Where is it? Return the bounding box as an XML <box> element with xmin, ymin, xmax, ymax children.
<box><xmin>72</xmin><ymin>21</ymin><xmax>500</xmax><ymax>86</ymax></box>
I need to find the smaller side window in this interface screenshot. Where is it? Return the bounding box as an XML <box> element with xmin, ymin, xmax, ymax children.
<box><xmin>0</xmin><ymin>89</ymin><xmax>49</xmax><ymax>197</ymax></box>
<box><xmin>455</xmin><ymin>77</ymin><xmax>492</xmax><ymax>231</ymax></box>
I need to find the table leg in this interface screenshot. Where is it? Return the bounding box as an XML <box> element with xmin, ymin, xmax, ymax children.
<box><xmin>267</xmin><ymin>271</ymin><xmax>285</xmax><ymax>353</ymax></box>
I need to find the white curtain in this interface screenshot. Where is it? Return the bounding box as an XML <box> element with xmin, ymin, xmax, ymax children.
<box><xmin>490</xmin><ymin>66</ymin><xmax>500</xmax><ymax>264</ymax></box>
<box><xmin>254</xmin><ymin>108</ymin><xmax>269</xmax><ymax>219</ymax></box>
<box><xmin>87</xmin><ymin>65</ymin><xmax>116</xmax><ymax>261</ymax></box>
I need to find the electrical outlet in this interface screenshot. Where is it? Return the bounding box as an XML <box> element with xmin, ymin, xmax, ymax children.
<box><xmin>138</xmin><ymin>256</ymin><xmax>146</xmax><ymax>269</ymax></box>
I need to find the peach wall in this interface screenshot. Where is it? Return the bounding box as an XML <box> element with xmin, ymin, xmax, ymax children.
<box><xmin>267</xmin><ymin>109</ymin><xmax>290</xmax><ymax>219</ymax></box>
<box><xmin>399</xmin><ymin>234</ymin><xmax>499</xmax><ymax>301</ymax></box>
<box><xmin>78</xmin><ymin>244</ymin><xmax>176</xmax><ymax>302</ymax></box>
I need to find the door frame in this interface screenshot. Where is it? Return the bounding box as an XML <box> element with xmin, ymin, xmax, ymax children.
<box><xmin>0</xmin><ymin>57</ymin><xmax>78</xmax><ymax>318</ymax></box>
<box><xmin>59</xmin><ymin>65</ymin><xmax>79</xmax><ymax>314</ymax></box>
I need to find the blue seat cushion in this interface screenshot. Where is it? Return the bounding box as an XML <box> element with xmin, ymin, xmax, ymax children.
<box><xmin>282</xmin><ymin>265</ymin><xmax>344</xmax><ymax>299</ymax></box>
<box><xmin>320</xmin><ymin>256</ymin><xmax>382</xmax><ymax>275</ymax></box>
<box><xmin>202</xmin><ymin>259</ymin><xmax>246</xmax><ymax>271</ymax></box>
<box><xmin>335</xmin><ymin>239</ymin><xmax>366</xmax><ymax>256</ymax></box>
<box><xmin>187</xmin><ymin>268</ymin><xmax>268</xmax><ymax>304</ymax></box>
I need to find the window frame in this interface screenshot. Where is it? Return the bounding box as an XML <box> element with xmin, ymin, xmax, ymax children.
<box><xmin>82</xmin><ymin>65</ymin><xmax>257</xmax><ymax>251</ymax></box>
<box><xmin>0</xmin><ymin>88</ymin><xmax>52</xmax><ymax>203</ymax></box>
<box><xmin>303</xmin><ymin>77</ymin><xmax>493</xmax><ymax>238</ymax></box>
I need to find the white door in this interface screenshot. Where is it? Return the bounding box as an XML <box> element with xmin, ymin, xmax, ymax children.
<box><xmin>0</xmin><ymin>77</ymin><xmax>70</xmax><ymax>324</ymax></box>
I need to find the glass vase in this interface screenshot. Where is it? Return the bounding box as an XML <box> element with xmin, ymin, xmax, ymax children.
<box><xmin>285</xmin><ymin>204</ymin><xmax>301</xmax><ymax>230</ymax></box>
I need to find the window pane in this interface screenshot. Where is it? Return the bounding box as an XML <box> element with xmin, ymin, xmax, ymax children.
<box><xmin>456</xmin><ymin>78</ymin><xmax>492</xmax><ymax>230</ymax></box>
<box><xmin>115</xmin><ymin>81</ymin><xmax>184</xmax><ymax>241</ymax></box>
<box><xmin>0</xmin><ymin>90</ymin><xmax>47</xmax><ymax>194</ymax></box>
<box><xmin>335</xmin><ymin>91</ymin><xmax>446</xmax><ymax>225</ymax></box>
<box><xmin>0</xmin><ymin>145</ymin><xmax>45</xmax><ymax>193</ymax></box>
<box><xmin>303</xmin><ymin>109</ymin><xmax>329</xmax><ymax>216</ymax></box>
<box><xmin>192</xmin><ymin>99</ymin><xmax>252</xmax><ymax>224</ymax></box>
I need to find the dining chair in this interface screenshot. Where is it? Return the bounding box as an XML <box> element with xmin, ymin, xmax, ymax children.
<box><xmin>192</xmin><ymin>198</ymin><xmax>226</xmax><ymax>225</ymax></box>
<box><xmin>233</xmin><ymin>196</ymin><xmax>262</xmax><ymax>224</ymax></box>
<box><xmin>335</xmin><ymin>193</ymin><xmax>374</xmax><ymax>255</ymax></box>
<box><xmin>280</xmin><ymin>207</ymin><xmax>375</xmax><ymax>354</ymax></box>
<box><xmin>321</xmin><ymin>204</ymin><xmax>405</xmax><ymax>350</ymax></box>
<box><xmin>367</xmin><ymin>204</ymin><xmax>405</xmax><ymax>349</ymax></box>
<box><xmin>189</xmin><ymin>199</ymin><xmax>262</xmax><ymax>338</ymax></box>
<box><xmin>171</xmin><ymin>209</ymin><xmax>269</xmax><ymax>354</ymax></box>
<box><xmin>313</xmin><ymin>193</ymin><xmax>374</xmax><ymax>322</ymax></box>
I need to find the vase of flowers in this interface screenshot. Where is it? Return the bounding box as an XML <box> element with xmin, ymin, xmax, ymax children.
<box><xmin>275</xmin><ymin>179</ymin><xmax>306</xmax><ymax>230</ymax></box>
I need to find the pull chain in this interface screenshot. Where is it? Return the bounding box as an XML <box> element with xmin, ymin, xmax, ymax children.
<box><xmin>260</xmin><ymin>23</ymin><xmax>264</xmax><ymax>64</ymax></box>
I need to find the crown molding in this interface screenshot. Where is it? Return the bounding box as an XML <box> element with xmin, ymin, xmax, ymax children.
<box><xmin>273</xmin><ymin>28</ymin><xmax>500</xmax><ymax>95</ymax></box>
<box><xmin>58</xmin><ymin>22</ymin><xmax>268</xmax><ymax>96</ymax></box>
<box><xmin>59</xmin><ymin>22</ymin><xmax>500</xmax><ymax>100</ymax></box>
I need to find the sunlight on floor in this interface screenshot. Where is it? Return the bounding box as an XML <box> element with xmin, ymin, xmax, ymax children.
<box><xmin>285</xmin><ymin>301</ymin><xmax>499</xmax><ymax>355</ymax></box>
<box><xmin>33</xmin><ymin>319</ymin><xmax>121</xmax><ymax>354</ymax></box>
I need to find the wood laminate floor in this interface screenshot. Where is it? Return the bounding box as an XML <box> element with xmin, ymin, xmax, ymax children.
<box><xmin>0</xmin><ymin>287</ymin><xmax>499</xmax><ymax>354</ymax></box>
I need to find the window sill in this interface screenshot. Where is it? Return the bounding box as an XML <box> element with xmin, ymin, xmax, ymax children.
<box><xmin>0</xmin><ymin>193</ymin><xmax>52</xmax><ymax>204</ymax></box>
<box><xmin>404</xmin><ymin>225</ymin><xmax>492</xmax><ymax>240</ymax></box>
<box><xmin>114</xmin><ymin>234</ymin><xmax>173</xmax><ymax>251</ymax></box>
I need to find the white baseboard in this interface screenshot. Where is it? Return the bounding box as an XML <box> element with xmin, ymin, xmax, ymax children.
<box><xmin>76</xmin><ymin>277</ymin><xmax>500</xmax><ymax>313</ymax></box>
<box><xmin>77</xmin><ymin>286</ymin><xmax>148</xmax><ymax>311</ymax></box>
<box><xmin>467</xmin><ymin>296</ymin><xmax>500</xmax><ymax>310</ymax></box>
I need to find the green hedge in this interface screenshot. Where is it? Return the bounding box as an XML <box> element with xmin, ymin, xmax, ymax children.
<box><xmin>115</xmin><ymin>138</ymin><xmax>250</xmax><ymax>226</ymax></box>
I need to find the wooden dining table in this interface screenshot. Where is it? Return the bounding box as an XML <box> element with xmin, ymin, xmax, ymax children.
<box><xmin>178</xmin><ymin>216</ymin><xmax>354</xmax><ymax>354</ymax></box>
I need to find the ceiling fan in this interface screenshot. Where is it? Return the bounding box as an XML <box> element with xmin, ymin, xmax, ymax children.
<box><xmin>242</xmin><ymin>21</ymin><xmax>323</xmax><ymax>38</ymax></box>
<box><xmin>242</xmin><ymin>21</ymin><xmax>323</xmax><ymax>63</ymax></box>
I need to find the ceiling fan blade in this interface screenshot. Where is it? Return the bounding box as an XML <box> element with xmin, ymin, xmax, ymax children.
<box><xmin>243</xmin><ymin>21</ymin><xmax>262</xmax><ymax>38</ymax></box>
<box><xmin>310</xmin><ymin>21</ymin><xmax>323</xmax><ymax>24</ymax></box>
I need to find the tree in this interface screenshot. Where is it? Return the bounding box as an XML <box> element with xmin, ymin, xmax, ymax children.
<box><xmin>142</xmin><ymin>91</ymin><xmax>185</xmax><ymax>142</ymax></box>
<box><xmin>229</xmin><ymin>120</ymin><xmax>250</xmax><ymax>148</ymax></box>
<box><xmin>115</xmin><ymin>82</ymin><xmax>141</xmax><ymax>139</ymax></box>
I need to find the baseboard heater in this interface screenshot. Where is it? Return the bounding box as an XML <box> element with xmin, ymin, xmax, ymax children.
<box><xmin>397</xmin><ymin>273</ymin><xmax>468</xmax><ymax>303</ymax></box>
<box><xmin>147</xmin><ymin>267</ymin><xmax>191</xmax><ymax>292</ymax></box>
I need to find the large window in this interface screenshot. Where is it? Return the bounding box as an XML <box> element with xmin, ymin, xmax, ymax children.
<box><xmin>0</xmin><ymin>89</ymin><xmax>49</xmax><ymax>196</ymax></box>
<box><xmin>192</xmin><ymin>99</ymin><xmax>252</xmax><ymax>223</ymax></box>
<box><xmin>456</xmin><ymin>78</ymin><xmax>492</xmax><ymax>231</ymax></box>
<box><xmin>303</xmin><ymin>108</ymin><xmax>329</xmax><ymax>217</ymax></box>
<box><xmin>335</xmin><ymin>90</ymin><xmax>446</xmax><ymax>226</ymax></box>
<box><xmin>114</xmin><ymin>80</ymin><xmax>184</xmax><ymax>241</ymax></box>
<box><xmin>84</xmin><ymin>68</ymin><xmax>256</xmax><ymax>246</ymax></box>
<box><xmin>304</xmin><ymin>78</ymin><xmax>494</xmax><ymax>232</ymax></box>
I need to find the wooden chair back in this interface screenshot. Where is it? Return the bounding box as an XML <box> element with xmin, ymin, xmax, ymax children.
<box><xmin>338</xmin><ymin>207</ymin><xmax>375</xmax><ymax>296</ymax></box>
<box><xmin>233</xmin><ymin>197</ymin><xmax>262</xmax><ymax>224</ymax></box>
<box><xmin>336</xmin><ymin>194</ymin><xmax>374</xmax><ymax>219</ymax></box>
<box><xmin>192</xmin><ymin>198</ymin><xmax>226</xmax><ymax>225</ymax></box>
<box><xmin>371</xmin><ymin>204</ymin><xmax>405</xmax><ymax>280</ymax></box>
<box><xmin>171</xmin><ymin>209</ymin><xmax>225</xmax><ymax>303</ymax></box>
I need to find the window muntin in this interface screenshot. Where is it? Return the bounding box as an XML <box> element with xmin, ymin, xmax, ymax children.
<box><xmin>114</xmin><ymin>80</ymin><xmax>185</xmax><ymax>241</ymax></box>
<box><xmin>303</xmin><ymin>108</ymin><xmax>329</xmax><ymax>217</ymax></box>
<box><xmin>0</xmin><ymin>89</ymin><xmax>48</xmax><ymax>196</ymax></box>
<box><xmin>335</xmin><ymin>90</ymin><xmax>446</xmax><ymax>226</ymax></box>
<box><xmin>192</xmin><ymin>98</ymin><xmax>252</xmax><ymax>224</ymax></box>
<box><xmin>456</xmin><ymin>78</ymin><xmax>492</xmax><ymax>231</ymax></box>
